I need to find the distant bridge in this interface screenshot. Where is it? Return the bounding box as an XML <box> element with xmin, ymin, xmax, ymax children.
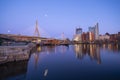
<box><xmin>0</xmin><ymin>20</ymin><xmax>70</xmax><ymax>45</ymax></box>
<box><xmin>0</xmin><ymin>33</ymin><xmax>46</xmax><ymax>40</ymax></box>
<box><xmin>0</xmin><ymin>34</ymin><xmax>70</xmax><ymax>45</ymax></box>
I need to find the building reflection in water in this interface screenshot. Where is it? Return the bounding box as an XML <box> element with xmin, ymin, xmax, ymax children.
<box><xmin>74</xmin><ymin>44</ymin><xmax>101</xmax><ymax>64</ymax></box>
<box><xmin>101</xmin><ymin>43</ymin><xmax>120</xmax><ymax>52</ymax></box>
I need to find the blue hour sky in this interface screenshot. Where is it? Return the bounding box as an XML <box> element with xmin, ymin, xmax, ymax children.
<box><xmin>0</xmin><ymin>0</ymin><xmax>120</xmax><ymax>39</ymax></box>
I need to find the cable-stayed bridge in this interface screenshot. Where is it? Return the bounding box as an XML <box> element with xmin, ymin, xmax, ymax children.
<box><xmin>0</xmin><ymin>20</ymin><xmax>70</xmax><ymax>45</ymax></box>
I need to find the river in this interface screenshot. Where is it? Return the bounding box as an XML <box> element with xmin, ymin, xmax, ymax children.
<box><xmin>0</xmin><ymin>44</ymin><xmax>120</xmax><ymax>80</ymax></box>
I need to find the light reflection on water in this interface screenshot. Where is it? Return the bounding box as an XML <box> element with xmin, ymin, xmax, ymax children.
<box><xmin>74</xmin><ymin>44</ymin><xmax>101</xmax><ymax>64</ymax></box>
<box><xmin>1</xmin><ymin>44</ymin><xmax>120</xmax><ymax>80</ymax></box>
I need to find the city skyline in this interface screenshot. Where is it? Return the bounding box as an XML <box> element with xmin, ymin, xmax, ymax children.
<box><xmin>0</xmin><ymin>0</ymin><xmax>120</xmax><ymax>39</ymax></box>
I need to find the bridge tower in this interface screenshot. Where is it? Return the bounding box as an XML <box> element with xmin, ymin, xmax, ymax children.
<box><xmin>33</xmin><ymin>20</ymin><xmax>41</xmax><ymax>44</ymax></box>
<box><xmin>62</xmin><ymin>32</ymin><xmax>65</xmax><ymax>40</ymax></box>
<box><xmin>34</xmin><ymin>20</ymin><xmax>40</xmax><ymax>37</ymax></box>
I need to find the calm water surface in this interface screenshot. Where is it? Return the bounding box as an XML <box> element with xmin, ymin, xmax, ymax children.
<box><xmin>1</xmin><ymin>44</ymin><xmax>120</xmax><ymax>80</ymax></box>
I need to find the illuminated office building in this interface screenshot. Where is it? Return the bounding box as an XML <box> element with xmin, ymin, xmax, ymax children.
<box><xmin>73</xmin><ymin>28</ymin><xmax>82</xmax><ymax>42</ymax></box>
<box><xmin>89</xmin><ymin>23</ymin><xmax>99</xmax><ymax>40</ymax></box>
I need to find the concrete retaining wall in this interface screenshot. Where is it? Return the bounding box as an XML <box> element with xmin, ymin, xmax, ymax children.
<box><xmin>0</xmin><ymin>43</ymin><xmax>36</xmax><ymax>64</ymax></box>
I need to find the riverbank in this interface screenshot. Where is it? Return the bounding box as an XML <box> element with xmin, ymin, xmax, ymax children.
<box><xmin>0</xmin><ymin>43</ymin><xmax>36</xmax><ymax>65</ymax></box>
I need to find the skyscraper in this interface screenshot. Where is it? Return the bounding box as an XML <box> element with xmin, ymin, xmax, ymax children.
<box><xmin>95</xmin><ymin>23</ymin><xmax>99</xmax><ymax>40</ymax></box>
<box><xmin>73</xmin><ymin>27</ymin><xmax>82</xmax><ymax>42</ymax></box>
<box><xmin>89</xmin><ymin>27</ymin><xmax>95</xmax><ymax>33</ymax></box>
<box><xmin>76</xmin><ymin>28</ymin><xmax>82</xmax><ymax>34</ymax></box>
<box><xmin>88</xmin><ymin>23</ymin><xmax>99</xmax><ymax>40</ymax></box>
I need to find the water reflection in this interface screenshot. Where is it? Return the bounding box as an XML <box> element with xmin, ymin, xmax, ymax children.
<box><xmin>41</xmin><ymin>46</ymin><xmax>56</xmax><ymax>54</ymax></box>
<box><xmin>74</xmin><ymin>44</ymin><xmax>101</xmax><ymax>64</ymax></box>
<box><xmin>74</xmin><ymin>44</ymin><xmax>120</xmax><ymax>64</ymax></box>
<box><xmin>59</xmin><ymin>45</ymin><xmax>69</xmax><ymax>53</ymax></box>
<box><xmin>0</xmin><ymin>60</ymin><xmax>28</xmax><ymax>79</ymax></box>
<box><xmin>38</xmin><ymin>45</ymin><xmax>69</xmax><ymax>54</ymax></box>
<box><xmin>1</xmin><ymin>44</ymin><xmax>120</xmax><ymax>80</ymax></box>
<box><xmin>100</xmin><ymin>44</ymin><xmax>120</xmax><ymax>52</ymax></box>
<box><xmin>33</xmin><ymin>46</ymin><xmax>41</xmax><ymax>69</ymax></box>
<box><xmin>44</xmin><ymin>69</ymin><xmax>48</xmax><ymax>77</ymax></box>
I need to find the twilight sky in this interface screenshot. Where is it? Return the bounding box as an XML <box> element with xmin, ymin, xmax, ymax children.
<box><xmin>0</xmin><ymin>0</ymin><xmax>120</xmax><ymax>39</ymax></box>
